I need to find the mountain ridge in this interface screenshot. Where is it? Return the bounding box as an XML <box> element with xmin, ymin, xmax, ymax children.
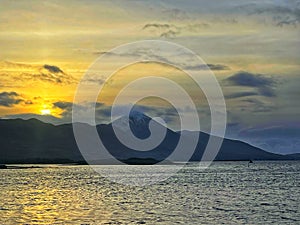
<box><xmin>0</xmin><ymin>114</ymin><xmax>299</xmax><ymax>164</ymax></box>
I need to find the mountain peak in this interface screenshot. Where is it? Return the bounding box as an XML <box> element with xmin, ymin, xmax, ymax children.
<box><xmin>112</xmin><ymin>111</ymin><xmax>151</xmax><ymax>126</ymax></box>
<box><xmin>111</xmin><ymin>111</ymin><xmax>153</xmax><ymax>139</ymax></box>
<box><xmin>128</xmin><ymin>110</ymin><xmax>150</xmax><ymax>124</ymax></box>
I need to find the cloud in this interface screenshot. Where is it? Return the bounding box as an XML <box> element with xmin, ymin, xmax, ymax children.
<box><xmin>0</xmin><ymin>61</ymin><xmax>77</xmax><ymax>85</ymax></box>
<box><xmin>0</xmin><ymin>61</ymin><xmax>36</xmax><ymax>70</ymax></box>
<box><xmin>43</xmin><ymin>64</ymin><xmax>64</xmax><ymax>74</ymax></box>
<box><xmin>143</xmin><ymin>23</ymin><xmax>180</xmax><ymax>38</ymax></box>
<box><xmin>160</xmin><ymin>30</ymin><xmax>180</xmax><ymax>38</ymax></box>
<box><xmin>142</xmin><ymin>22</ymin><xmax>210</xmax><ymax>38</ymax></box>
<box><xmin>0</xmin><ymin>91</ymin><xmax>34</xmax><ymax>107</ymax></box>
<box><xmin>277</xmin><ymin>18</ymin><xmax>299</xmax><ymax>27</ymax></box>
<box><xmin>226</xmin><ymin>71</ymin><xmax>275</xmax><ymax>87</ymax></box>
<box><xmin>93</xmin><ymin>51</ymin><xmax>119</xmax><ymax>56</ymax></box>
<box><xmin>0</xmin><ymin>92</ymin><xmax>23</xmax><ymax>107</ymax></box>
<box><xmin>80</xmin><ymin>74</ymin><xmax>106</xmax><ymax>85</ymax></box>
<box><xmin>226</xmin><ymin>119</ymin><xmax>300</xmax><ymax>154</ymax></box>
<box><xmin>257</xmin><ymin>86</ymin><xmax>276</xmax><ymax>97</ymax></box>
<box><xmin>225</xmin><ymin>91</ymin><xmax>258</xmax><ymax>99</ymax></box>
<box><xmin>91</xmin><ymin>48</ymin><xmax>229</xmax><ymax>72</ymax></box>
<box><xmin>24</xmin><ymin>100</ymin><xmax>33</xmax><ymax>105</ymax></box>
<box><xmin>143</xmin><ymin>23</ymin><xmax>176</xmax><ymax>30</ymax></box>
<box><xmin>239</xmin><ymin>124</ymin><xmax>300</xmax><ymax>138</ymax></box>
<box><xmin>241</xmin><ymin>98</ymin><xmax>276</xmax><ymax>113</ymax></box>
<box><xmin>18</xmin><ymin>72</ymin><xmax>76</xmax><ymax>84</ymax></box>
<box><xmin>53</xmin><ymin>101</ymin><xmax>109</xmax><ymax>122</ymax></box>
<box><xmin>236</xmin><ymin>122</ymin><xmax>300</xmax><ymax>154</ymax></box>
<box><xmin>208</xmin><ymin>64</ymin><xmax>230</xmax><ymax>71</ymax></box>
<box><xmin>53</xmin><ymin>101</ymin><xmax>76</xmax><ymax>119</ymax></box>
<box><xmin>225</xmin><ymin>71</ymin><xmax>277</xmax><ymax>97</ymax></box>
<box><xmin>53</xmin><ymin>101</ymin><xmax>73</xmax><ymax>110</ymax></box>
<box><xmin>239</xmin><ymin>2</ymin><xmax>300</xmax><ymax>27</ymax></box>
<box><xmin>185</xmin><ymin>63</ymin><xmax>230</xmax><ymax>71</ymax></box>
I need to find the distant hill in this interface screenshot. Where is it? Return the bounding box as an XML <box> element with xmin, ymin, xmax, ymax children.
<box><xmin>0</xmin><ymin>112</ymin><xmax>299</xmax><ymax>164</ymax></box>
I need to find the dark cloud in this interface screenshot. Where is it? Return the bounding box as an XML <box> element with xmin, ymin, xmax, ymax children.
<box><xmin>248</xmin><ymin>5</ymin><xmax>293</xmax><ymax>15</ymax></box>
<box><xmin>225</xmin><ymin>91</ymin><xmax>258</xmax><ymax>99</ymax></box>
<box><xmin>208</xmin><ymin>64</ymin><xmax>230</xmax><ymax>71</ymax></box>
<box><xmin>143</xmin><ymin>23</ymin><xmax>175</xmax><ymax>30</ymax></box>
<box><xmin>277</xmin><ymin>18</ymin><xmax>298</xmax><ymax>27</ymax></box>
<box><xmin>93</xmin><ymin>51</ymin><xmax>119</xmax><ymax>56</ymax></box>
<box><xmin>143</xmin><ymin>22</ymin><xmax>210</xmax><ymax>38</ymax></box>
<box><xmin>185</xmin><ymin>63</ymin><xmax>230</xmax><ymax>71</ymax></box>
<box><xmin>53</xmin><ymin>101</ymin><xmax>108</xmax><ymax>121</ymax></box>
<box><xmin>53</xmin><ymin>101</ymin><xmax>76</xmax><ymax>119</ymax></box>
<box><xmin>160</xmin><ymin>30</ymin><xmax>179</xmax><ymax>38</ymax></box>
<box><xmin>0</xmin><ymin>91</ymin><xmax>36</xmax><ymax>107</ymax></box>
<box><xmin>53</xmin><ymin>101</ymin><xmax>73</xmax><ymax>110</ymax></box>
<box><xmin>0</xmin><ymin>91</ymin><xmax>23</xmax><ymax>107</ymax></box>
<box><xmin>43</xmin><ymin>64</ymin><xmax>64</xmax><ymax>74</ymax></box>
<box><xmin>24</xmin><ymin>100</ymin><xmax>33</xmax><ymax>105</ymax></box>
<box><xmin>226</xmin><ymin>71</ymin><xmax>275</xmax><ymax>87</ymax></box>
<box><xmin>143</xmin><ymin>23</ymin><xmax>180</xmax><ymax>38</ymax></box>
<box><xmin>225</xmin><ymin>71</ymin><xmax>277</xmax><ymax>97</ymax></box>
<box><xmin>257</xmin><ymin>86</ymin><xmax>276</xmax><ymax>97</ymax></box>
<box><xmin>39</xmin><ymin>64</ymin><xmax>76</xmax><ymax>84</ymax></box>
<box><xmin>241</xmin><ymin>98</ymin><xmax>276</xmax><ymax>113</ymax></box>
<box><xmin>239</xmin><ymin>2</ymin><xmax>300</xmax><ymax>27</ymax></box>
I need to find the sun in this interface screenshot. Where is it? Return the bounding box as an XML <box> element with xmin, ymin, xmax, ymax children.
<box><xmin>41</xmin><ymin>108</ymin><xmax>51</xmax><ymax>115</ymax></box>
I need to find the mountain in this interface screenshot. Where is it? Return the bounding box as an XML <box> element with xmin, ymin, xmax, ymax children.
<box><xmin>0</xmin><ymin>119</ymin><xmax>83</xmax><ymax>164</ymax></box>
<box><xmin>0</xmin><ymin>112</ymin><xmax>299</xmax><ymax>164</ymax></box>
<box><xmin>286</xmin><ymin>153</ymin><xmax>300</xmax><ymax>159</ymax></box>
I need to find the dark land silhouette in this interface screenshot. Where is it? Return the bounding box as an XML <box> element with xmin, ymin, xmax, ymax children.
<box><xmin>0</xmin><ymin>112</ymin><xmax>299</xmax><ymax>164</ymax></box>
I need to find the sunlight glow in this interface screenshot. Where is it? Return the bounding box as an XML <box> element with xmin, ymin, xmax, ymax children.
<box><xmin>41</xmin><ymin>109</ymin><xmax>51</xmax><ymax>115</ymax></box>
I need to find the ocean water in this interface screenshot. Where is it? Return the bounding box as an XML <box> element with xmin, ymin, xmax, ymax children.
<box><xmin>0</xmin><ymin>161</ymin><xmax>299</xmax><ymax>224</ymax></box>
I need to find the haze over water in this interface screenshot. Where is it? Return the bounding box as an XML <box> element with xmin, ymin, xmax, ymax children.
<box><xmin>1</xmin><ymin>161</ymin><xmax>299</xmax><ymax>224</ymax></box>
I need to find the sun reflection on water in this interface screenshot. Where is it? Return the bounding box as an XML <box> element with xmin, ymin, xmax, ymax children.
<box><xmin>0</xmin><ymin>167</ymin><xmax>112</xmax><ymax>224</ymax></box>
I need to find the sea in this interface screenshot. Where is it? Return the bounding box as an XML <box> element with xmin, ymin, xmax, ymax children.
<box><xmin>0</xmin><ymin>161</ymin><xmax>299</xmax><ymax>224</ymax></box>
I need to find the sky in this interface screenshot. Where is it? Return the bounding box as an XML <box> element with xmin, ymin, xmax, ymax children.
<box><xmin>0</xmin><ymin>0</ymin><xmax>299</xmax><ymax>154</ymax></box>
